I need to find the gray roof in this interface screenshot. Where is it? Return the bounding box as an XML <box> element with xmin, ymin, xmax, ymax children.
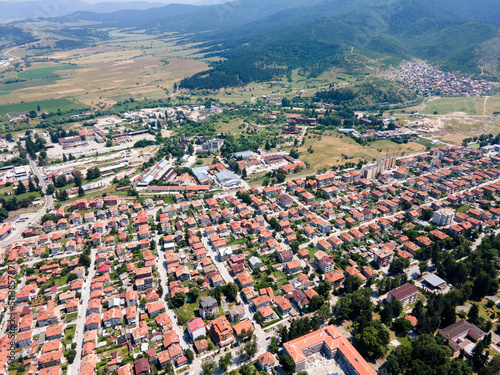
<box><xmin>192</xmin><ymin>166</ymin><xmax>213</xmax><ymax>183</ymax></box>
<box><xmin>439</xmin><ymin>320</ymin><xmax>485</xmax><ymax>352</ymax></box>
<box><xmin>216</xmin><ymin>170</ymin><xmax>240</xmax><ymax>183</ymax></box>
<box><xmin>232</xmin><ymin>151</ymin><xmax>257</xmax><ymax>160</ymax></box>
<box><xmin>249</xmin><ymin>256</ymin><xmax>262</xmax><ymax>267</ymax></box>
<box><xmin>423</xmin><ymin>273</ymin><xmax>446</xmax><ymax>287</ymax></box>
<box><xmin>199</xmin><ymin>296</ymin><xmax>218</xmax><ymax>309</ymax></box>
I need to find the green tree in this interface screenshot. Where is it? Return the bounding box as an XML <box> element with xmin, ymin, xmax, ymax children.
<box><xmin>468</xmin><ymin>303</ymin><xmax>480</xmax><ymax>325</ymax></box>
<box><xmin>187</xmin><ymin>286</ymin><xmax>200</xmax><ymax>302</ymax></box>
<box><xmin>447</xmin><ymin>359</ymin><xmax>472</xmax><ymax>375</ymax></box>
<box><xmin>279</xmin><ymin>354</ymin><xmax>295</xmax><ymax>375</ymax></box>
<box><xmin>309</xmin><ymin>295</ymin><xmax>325</xmax><ymax>311</ymax></box>
<box><xmin>392</xmin><ymin>299</ymin><xmax>403</xmax><ymax>317</ymax></box>
<box><xmin>419</xmin><ymin>260</ymin><xmax>428</xmax><ymax>275</ymax></box>
<box><xmin>172</xmin><ymin>292</ymin><xmax>186</xmax><ymax>308</ymax></box>
<box><xmin>46</xmin><ymin>184</ymin><xmax>55</xmax><ymax>195</ymax></box>
<box><xmin>67</xmin><ymin>349</ymin><xmax>77</xmax><ymax>363</ymax></box>
<box><xmin>15</xmin><ymin>181</ymin><xmax>26</xmax><ymax>195</ymax></box>
<box><xmin>222</xmin><ymin>282</ymin><xmax>239</xmax><ymax>302</ymax></box>
<box><xmin>317</xmin><ymin>279</ymin><xmax>332</xmax><ymax>297</ymax></box>
<box><xmin>268</xmin><ymin>336</ymin><xmax>279</xmax><ymax>354</ymax></box>
<box><xmin>184</xmin><ymin>349</ymin><xmax>194</xmax><ymax>362</ymax></box>
<box><xmin>78</xmin><ymin>186</ymin><xmax>85</xmax><ymax>197</ymax></box>
<box><xmin>57</xmin><ymin>189</ymin><xmax>68</xmax><ymax>201</ymax></box>
<box><xmin>389</xmin><ymin>257</ymin><xmax>410</xmax><ymax>274</ymax></box>
<box><xmin>472</xmin><ymin>339</ymin><xmax>488</xmax><ymax>369</ymax></box>
<box><xmin>0</xmin><ymin>208</ymin><xmax>8</xmax><ymax>222</ymax></box>
<box><xmin>420</xmin><ymin>209</ymin><xmax>434</xmax><ymax>221</ymax></box>
<box><xmin>79</xmin><ymin>253</ymin><xmax>91</xmax><ymax>268</ymax></box>
<box><xmin>219</xmin><ymin>352</ymin><xmax>232</xmax><ymax>372</ymax></box>
<box><xmin>354</xmin><ymin>321</ymin><xmax>390</xmax><ymax>357</ymax></box>
<box><xmin>315</xmin><ymin>304</ymin><xmax>331</xmax><ymax>322</ymax></box>
<box><xmin>393</xmin><ymin>317</ymin><xmax>413</xmax><ymax>333</ymax></box>
<box><xmin>201</xmin><ymin>359</ymin><xmax>217</xmax><ymax>375</ymax></box>
<box><xmin>479</xmin><ymin>356</ymin><xmax>500</xmax><ymax>375</ymax></box>
<box><xmin>28</xmin><ymin>178</ymin><xmax>35</xmax><ymax>192</ymax></box>
<box><xmin>56</xmin><ymin>174</ymin><xmax>67</xmax><ymax>188</ymax></box>
<box><xmin>386</xmin><ymin>345</ymin><xmax>412</xmax><ymax>375</ymax></box>
<box><xmin>86</xmin><ymin>167</ymin><xmax>101</xmax><ymax>180</ymax></box>
<box><xmin>380</xmin><ymin>303</ymin><xmax>393</xmax><ymax>325</ymax></box>
<box><xmin>334</xmin><ymin>288</ymin><xmax>373</xmax><ymax>322</ymax></box>
<box><xmin>74</xmin><ymin>173</ymin><xmax>83</xmax><ymax>187</ymax></box>
<box><xmin>244</xmin><ymin>336</ymin><xmax>258</xmax><ymax>358</ymax></box>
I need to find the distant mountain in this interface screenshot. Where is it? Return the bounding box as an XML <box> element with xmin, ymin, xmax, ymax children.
<box><xmin>7</xmin><ymin>0</ymin><xmax>500</xmax><ymax>89</ymax></box>
<box><xmin>0</xmin><ymin>0</ymin><xmax>165</xmax><ymax>23</ymax></box>
<box><xmin>47</xmin><ymin>3</ymin><xmax>203</xmax><ymax>28</ymax></box>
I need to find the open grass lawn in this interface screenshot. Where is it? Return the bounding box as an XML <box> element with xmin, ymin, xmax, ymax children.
<box><xmin>486</xmin><ymin>93</ymin><xmax>500</xmax><ymax>113</ymax></box>
<box><xmin>417</xmin><ymin>138</ymin><xmax>442</xmax><ymax>149</ymax></box>
<box><xmin>178</xmin><ymin>301</ymin><xmax>199</xmax><ymax>325</ymax></box>
<box><xmin>55</xmin><ymin>275</ymin><xmax>69</xmax><ymax>287</ymax></box>
<box><xmin>0</xmin><ymin>98</ymin><xmax>87</xmax><ymax>115</ymax></box>
<box><xmin>420</xmin><ymin>96</ymin><xmax>484</xmax><ymax>115</ymax></box>
<box><xmin>0</xmin><ymin>185</ymin><xmax>14</xmax><ymax>195</ymax></box>
<box><xmin>193</xmin><ymin>156</ymin><xmax>216</xmax><ymax>167</ymax></box>
<box><xmin>396</xmin><ymin>336</ymin><xmax>413</xmax><ymax>347</ymax></box>
<box><xmin>309</xmin><ymin>247</ymin><xmax>318</xmax><ymax>260</ymax></box>
<box><xmin>218</xmin><ymin>118</ymin><xmax>245</xmax><ymax>137</ymax></box>
<box><xmin>65</xmin><ymin>312</ymin><xmax>78</xmax><ymax>321</ymax></box>
<box><xmin>62</xmin><ymin>324</ymin><xmax>76</xmax><ymax>345</ymax></box>
<box><xmin>294</xmin><ymin>132</ymin><xmax>425</xmax><ymax>171</ymax></box>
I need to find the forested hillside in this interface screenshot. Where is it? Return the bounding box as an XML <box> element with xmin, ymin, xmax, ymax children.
<box><xmin>6</xmin><ymin>0</ymin><xmax>500</xmax><ymax>89</ymax></box>
<box><xmin>175</xmin><ymin>0</ymin><xmax>500</xmax><ymax>89</ymax></box>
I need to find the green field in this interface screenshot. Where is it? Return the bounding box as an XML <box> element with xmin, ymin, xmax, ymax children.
<box><xmin>420</xmin><ymin>96</ymin><xmax>484</xmax><ymax>115</ymax></box>
<box><xmin>0</xmin><ymin>98</ymin><xmax>87</xmax><ymax>115</ymax></box>
<box><xmin>417</xmin><ymin>138</ymin><xmax>442</xmax><ymax>149</ymax></box>
<box><xmin>0</xmin><ymin>65</ymin><xmax>81</xmax><ymax>96</ymax></box>
<box><xmin>17</xmin><ymin>65</ymin><xmax>80</xmax><ymax>80</ymax></box>
<box><xmin>0</xmin><ymin>77</ymin><xmax>59</xmax><ymax>93</ymax></box>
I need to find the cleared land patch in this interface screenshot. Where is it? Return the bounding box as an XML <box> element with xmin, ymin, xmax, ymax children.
<box><xmin>419</xmin><ymin>96</ymin><xmax>484</xmax><ymax>115</ymax></box>
<box><xmin>292</xmin><ymin>133</ymin><xmax>425</xmax><ymax>172</ymax></box>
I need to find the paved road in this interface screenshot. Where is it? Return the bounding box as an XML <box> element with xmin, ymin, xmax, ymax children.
<box><xmin>0</xmin><ymin>271</ymin><xmax>26</xmax><ymax>336</ymax></box>
<box><xmin>155</xmin><ymin>237</ymin><xmax>190</xmax><ymax>351</ymax></box>
<box><xmin>67</xmin><ymin>248</ymin><xmax>96</xmax><ymax>375</ymax></box>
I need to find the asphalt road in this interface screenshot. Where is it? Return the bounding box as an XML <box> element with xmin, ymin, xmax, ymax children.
<box><xmin>67</xmin><ymin>248</ymin><xmax>96</xmax><ymax>375</ymax></box>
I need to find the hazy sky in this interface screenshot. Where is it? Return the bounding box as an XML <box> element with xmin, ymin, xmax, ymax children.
<box><xmin>0</xmin><ymin>0</ymin><xmax>228</xmax><ymax>2</ymax></box>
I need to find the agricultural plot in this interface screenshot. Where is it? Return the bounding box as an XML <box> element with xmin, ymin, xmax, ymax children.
<box><xmin>0</xmin><ymin>98</ymin><xmax>87</xmax><ymax>116</ymax></box>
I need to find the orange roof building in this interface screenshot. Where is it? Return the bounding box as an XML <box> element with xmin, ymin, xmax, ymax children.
<box><xmin>283</xmin><ymin>325</ymin><xmax>376</xmax><ymax>374</ymax></box>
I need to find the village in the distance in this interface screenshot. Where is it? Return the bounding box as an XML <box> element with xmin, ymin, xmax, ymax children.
<box><xmin>1</xmin><ymin>0</ymin><xmax>500</xmax><ymax>374</ymax></box>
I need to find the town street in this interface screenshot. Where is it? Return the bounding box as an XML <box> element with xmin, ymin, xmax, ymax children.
<box><xmin>67</xmin><ymin>248</ymin><xmax>96</xmax><ymax>375</ymax></box>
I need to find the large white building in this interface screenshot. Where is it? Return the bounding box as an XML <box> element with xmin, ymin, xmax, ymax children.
<box><xmin>432</xmin><ymin>208</ymin><xmax>455</xmax><ymax>226</ymax></box>
<box><xmin>362</xmin><ymin>156</ymin><xmax>397</xmax><ymax>180</ymax></box>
